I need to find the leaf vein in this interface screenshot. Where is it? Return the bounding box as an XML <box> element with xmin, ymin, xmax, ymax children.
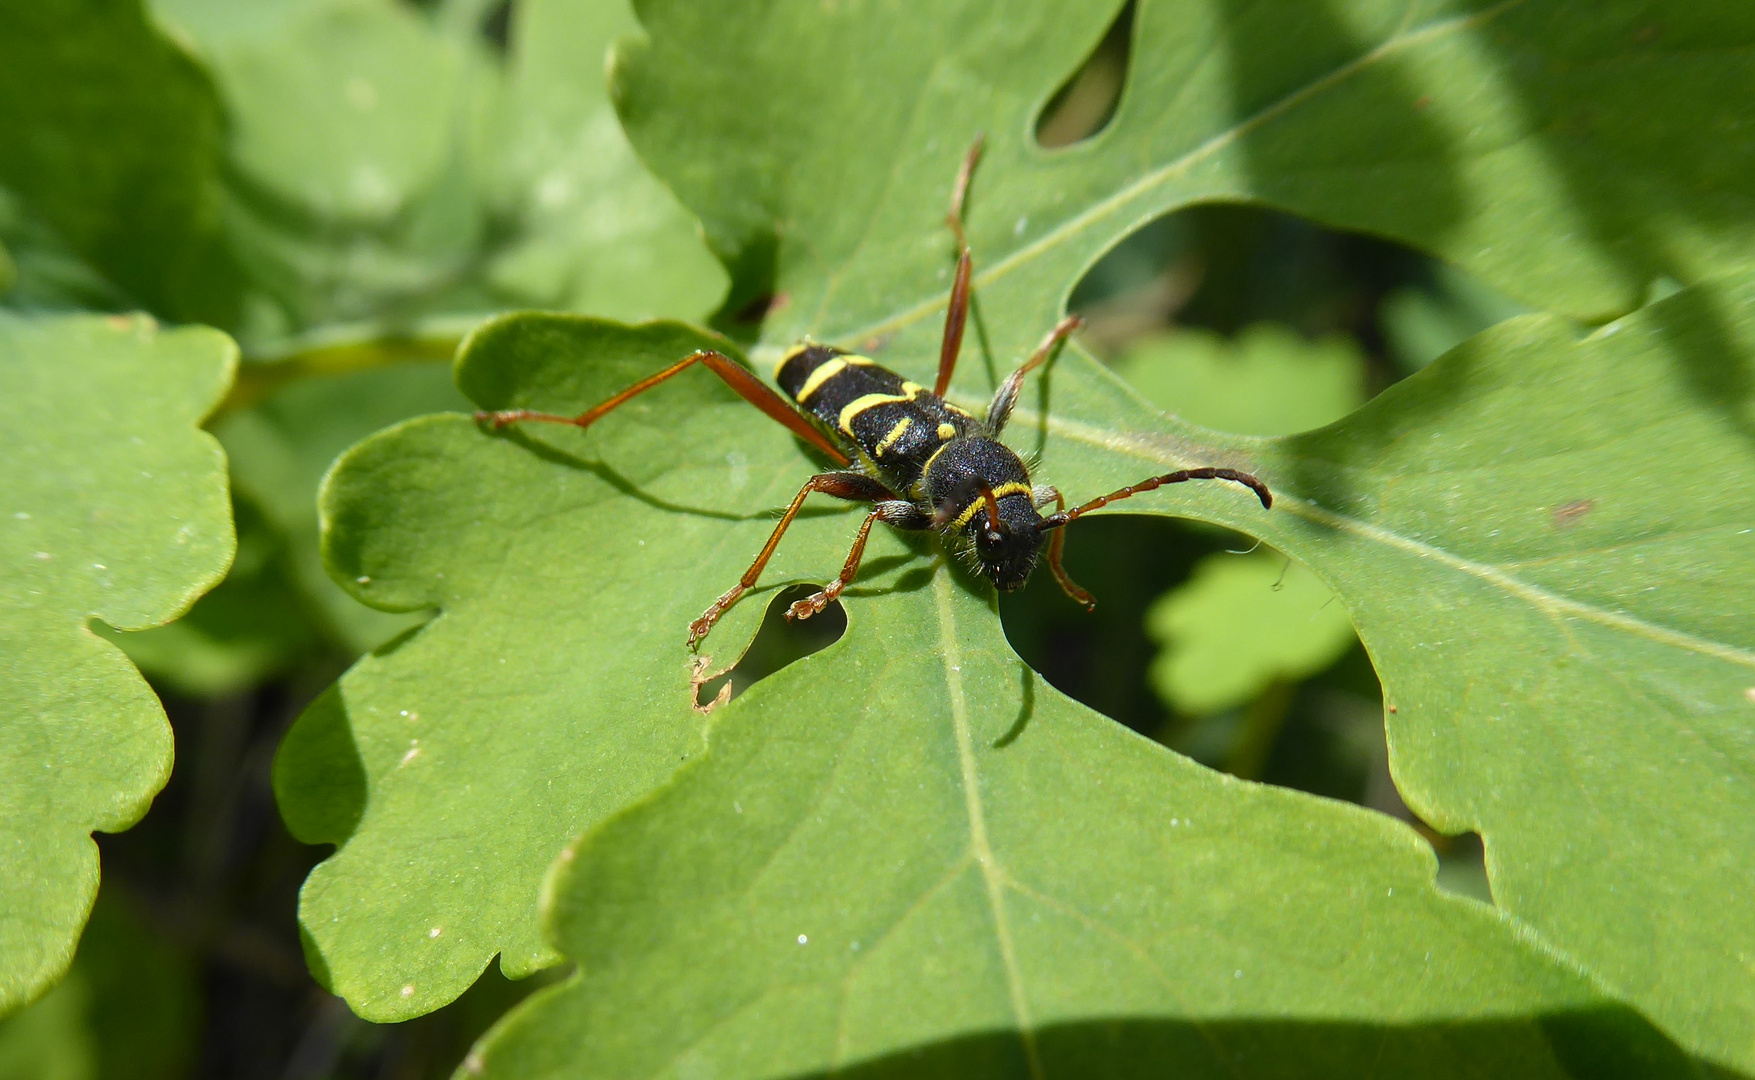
<box><xmin>1024</xmin><ymin>408</ymin><xmax>1755</xmax><ymax>670</ymax></box>
<box><xmin>933</xmin><ymin>568</ymin><xmax>1043</xmax><ymax>1080</ymax></box>
<box><xmin>831</xmin><ymin>854</ymin><xmax>977</xmax><ymax>1071</ymax></box>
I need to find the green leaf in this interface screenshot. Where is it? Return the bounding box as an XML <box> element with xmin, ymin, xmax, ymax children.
<box><xmin>469</xmin><ymin>569</ymin><xmax>1693</xmax><ymax>1078</ymax></box>
<box><xmin>152</xmin><ymin>0</ymin><xmax>724</xmax><ymax>347</ymax></box>
<box><xmin>275</xmin><ymin>317</ymin><xmax>831</xmax><ymax>1020</ymax></box>
<box><xmin>0</xmin><ymin>313</ymin><xmax>235</xmax><ymax>1014</ymax></box>
<box><xmin>478</xmin><ymin>0</ymin><xmax>727</xmax><ymax>319</ymax></box>
<box><xmin>99</xmin><ymin>499</ymin><xmax>325</xmax><ymax>698</ymax></box>
<box><xmin>291</xmin><ymin>319</ymin><xmax>1696</xmax><ymax>1071</ymax></box>
<box><xmin>0</xmin><ymin>0</ymin><xmax>233</xmax><ymax>323</ymax></box>
<box><xmin>1259</xmin><ymin>287</ymin><xmax>1755</xmax><ymax>1069</ymax></box>
<box><xmin>1004</xmin><ymin>280</ymin><xmax>1755</xmax><ymax>1065</ymax></box>
<box><xmin>619</xmin><ymin>0</ymin><xmax>1755</xmax><ymax>342</ymax></box>
<box><xmin>0</xmin><ymin>887</ymin><xmax>200</xmax><ymax>1080</ymax></box>
<box><xmin>218</xmin><ymin>360</ymin><xmax>472</xmax><ymax>654</ymax></box>
<box><xmin>600</xmin><ymin>3</ymin><xmax>1755</xmax><ymax>1063</ymax></box>
<box><xmin>1109</xmin><ymin>325</ymin><xmax>1366</xmax><ymax>437</ymax></box>
<box><xmin>1148</xmin><ymin>551</ymin><xmax>1357</xmax><ymax>716</ymax></box>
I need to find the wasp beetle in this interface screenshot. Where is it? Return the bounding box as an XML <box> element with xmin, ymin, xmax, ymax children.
<box><xmin>478</xmin><ymin>138</ymin><xmax>1271</xmax><ymax>650</ymax></box>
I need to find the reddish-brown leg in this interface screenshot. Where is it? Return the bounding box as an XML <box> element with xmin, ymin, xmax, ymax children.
<box><xmin>985</xmin><ymin>314</ymin><xmax>1083</xmax><ymax>435</ymax></box>
<box><xmin>935</xmin><ymin>251</ymin><xmax>973</xmax><ymax>399</ymax></box>
<box><xmin>935</xmin><ymin>135</ymin><xmax>984</xmax><ymax>398</ymax></box>
<box><xmin>787</xmin><ymin>498</ymin><xmax>928</xmax><ymax>621</ymax></box>
<box><xmin>786</xmin><ymin>509</ymin><xmax>881</xmax><ymax>622</ymax></box>
<box><xmin>1040</xmin><ymin>487</ymin><xmax>1094</xmax><ymax>610</ymax></box>
<box><xmin>689</xmin><ymin>472</ymin><xmax>896</xmax><ymax>650</ymax></box>
<box><xmin>477</xmin><ymin>349</ymin><xmax>850</xmax><ymax>467</ymax></box>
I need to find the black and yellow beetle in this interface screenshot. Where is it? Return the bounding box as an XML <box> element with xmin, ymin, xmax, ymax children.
<box><xmin>478</xmin><ymin>138</ymin><xmax>1271</xmax><ymax>650</ymax></box>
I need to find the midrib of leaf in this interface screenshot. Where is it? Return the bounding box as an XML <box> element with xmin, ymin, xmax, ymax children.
<box><xmin>928</xmin><ymin>578</ymin><xmax>1230</xmax><ymax>1063</ymax></box>
<box><xmin>932</xmin><ymin>567</ymin><xmax>1044</xmax><ymax>1080</ymax></box>
<box><xmin>813</xmin><ymin>0</ymin><xmax>1527</xmax><ymax>348</ymax></box>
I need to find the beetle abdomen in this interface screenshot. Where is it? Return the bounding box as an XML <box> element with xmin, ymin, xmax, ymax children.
<box><xmin>775</xmin><ymin>344</ymin><xmax>979</xmax><ymax>487</ymax></box>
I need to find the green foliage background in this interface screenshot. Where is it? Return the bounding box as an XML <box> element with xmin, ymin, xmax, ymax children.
<box><xmin>1</xmin><ymin>0</ymin><xmax>1751</xmax><ymax>1076</ymax></box>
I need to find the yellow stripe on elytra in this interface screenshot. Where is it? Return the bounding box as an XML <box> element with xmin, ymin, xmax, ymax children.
<box><xmin>951</xmin><ymin>482</ymin><xmax>1034</xmax><ymax>529</ymax></box>
<box><xmin>838</xmin><ymin>383</ymin><xmax>923</xmax><ymax>434</ymax></box>
<box><xmin>875</xmin><ymin>417</ymin><xmax>913</xmax><ymax>456</ymax></box>
<box><xmin>773</xmin><ymin>343</ymin><xmax>813</xmax><ymax>381</ymax></box>
<box><xmin>795</xmin><ymin>358</ymin><xmax>847</xmax><ymax>401</ymax></box>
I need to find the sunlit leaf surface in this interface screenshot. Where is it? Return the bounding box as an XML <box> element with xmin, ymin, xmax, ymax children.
<box><xmin>0</xmin><ymin>314</ymin><xmax>234</xmax><ymax>1013</ymax></box>
<box><xmin>278</xmin><ymin>0</ymin><xmax>1755</xmax><ymax>1067</ymax></box>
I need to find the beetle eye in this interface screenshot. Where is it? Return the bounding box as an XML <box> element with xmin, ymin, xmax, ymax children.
<box><xmin>985</xmin><ymin>530</ymin><xmax>1002</xmax><ymax>542</ymax></box>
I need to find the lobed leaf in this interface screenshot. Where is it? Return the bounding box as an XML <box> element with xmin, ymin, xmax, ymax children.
<box><xmin>1011</xmin><ymin>280</ymin><xmax>1755</xmax><ymax>1066</ymax></box>
<box><xmin>289</xmin><ymin>314</ymin><xmax>1702</xmax><ymax>1072</ymax></box>
<box><xmin>602</xmin><ymin>1</ymin><xmax>1755</xmax><ymax>1063</ymax></box>
<box><xmin>0</xmin><ymin>313</ymin><xmax>235</xmax><ymax>1014</ymax></box>
<box><xmin>274</xmin><ymin>317</ymin><xmax>866</xmax><ymax>1019</ymax></box>
<box><xmin>469</xmin><ymin>570</ymin><xmax>1687</xmax><ymax>1079</ymax></box>
<box><xmin>451</xmin><ymin>282</ymin><xmax>1754</xmax><ymax>1073</ymax></box>
<box><xmin>1255</xmin><ymin>288</ymin><xmax>1755</xmax><ymax>1069</ymax></box>
<box><xmin>285</xmin><ymin>0</ymin><xmax>1755</xmax><ymax>1064</ymax></box>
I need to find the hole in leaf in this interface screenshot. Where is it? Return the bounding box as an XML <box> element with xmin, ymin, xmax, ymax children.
<box><xmin>1035</xmin><ymin>0</ymin><xmax>1135</xmax><ymax>148</ymax></box>
<box><xmin>481</xmin><ymin>0</ymin><xmax>512</xmax><ymax>52</ymax></box>
<box><xmin>695</xmin><ymin>584</ymin><xmax>846</xmax><ymax>709</ymax></box>
<box><xmin>1432</xmin><ymin>832</ymin><xmax>1493</xmax><ymax>903</ymax></box>
<box><xmin>1001</xmin><ymin>517</ymin><xmax>1390</xmax><ymax>800</ymax></box>
<box><xmin>1013</xmin><ymin>197</ymin><xmax>1532</xmax><ymax>869</ymax></box>
<box><xmin>1067</xmin><ymin>203</ymin><xmax>1524</xmax><ymax>388</ymax></box>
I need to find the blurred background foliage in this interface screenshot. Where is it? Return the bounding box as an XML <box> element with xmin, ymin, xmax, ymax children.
<box><xmin>1</xmin><ymin>0</ymin><xmax>1526</xmax><ymax>1074</ymax></box>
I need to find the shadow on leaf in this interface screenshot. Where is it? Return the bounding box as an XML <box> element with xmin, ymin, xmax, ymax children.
<box><xmin>272</xmin><ymin>682</ymin><xmax>368</xmax><ymax>849</ymax></box>
<box><xmin>761</xmin><ymin>1005</ymin><xmax>1713</xmax><ymax>1080</ymax></box>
